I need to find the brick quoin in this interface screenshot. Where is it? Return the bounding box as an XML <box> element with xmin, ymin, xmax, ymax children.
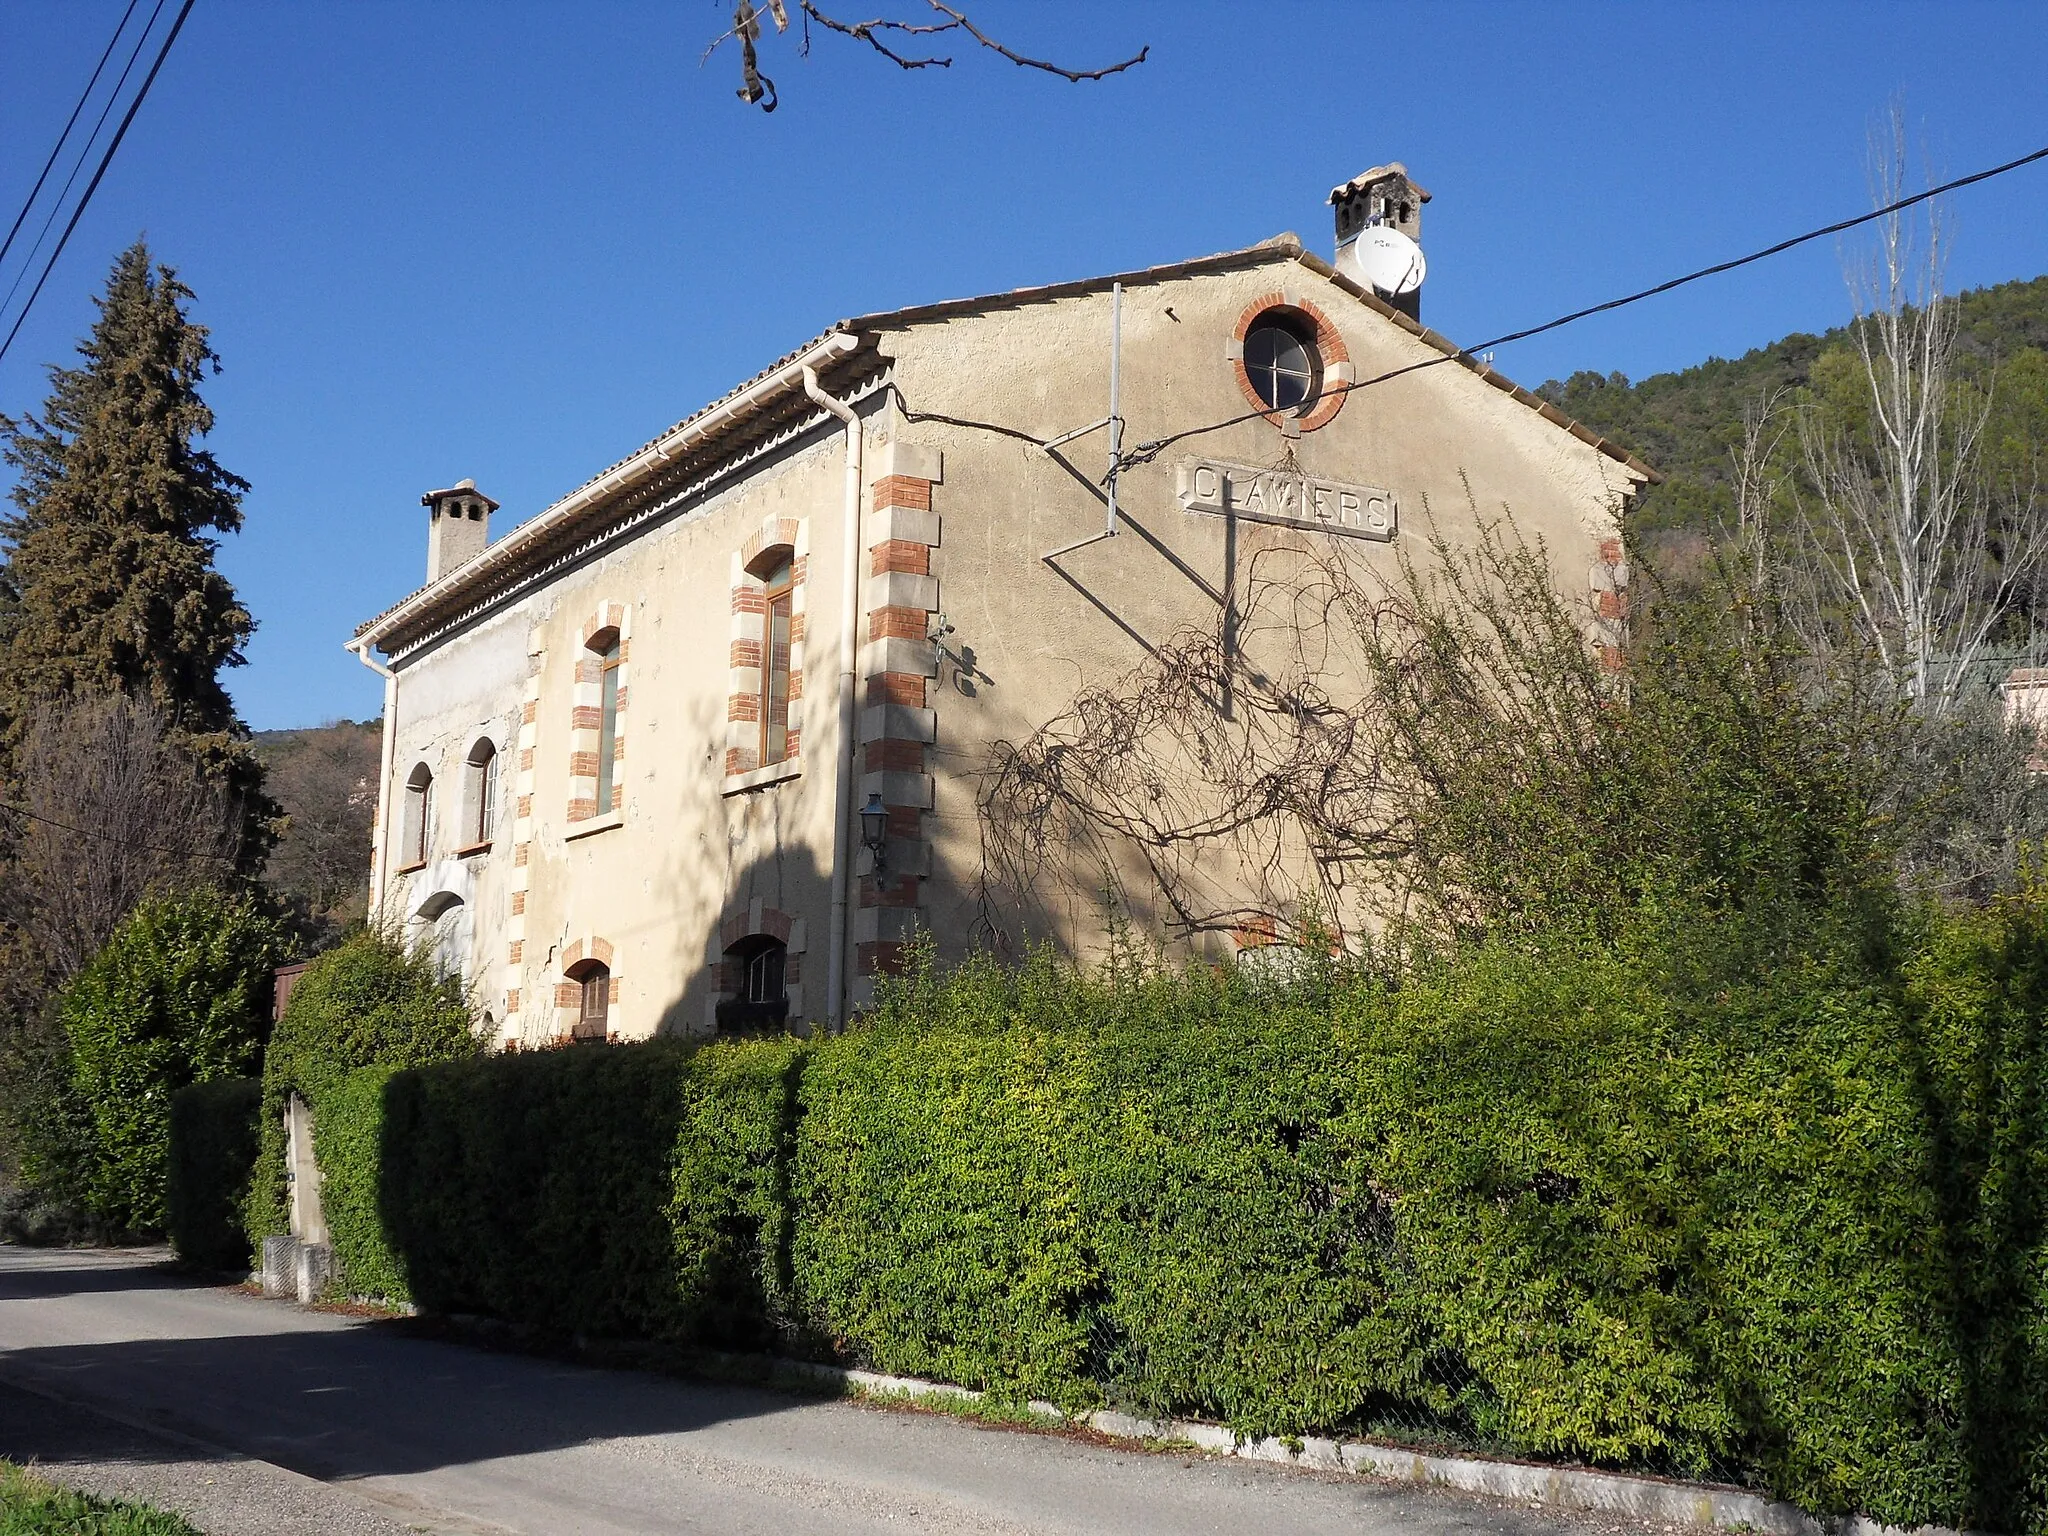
<box><xmin>787</xmin><ymin>671</ymin><xmax>805</xmax><ymax>702</ymax></box>
<box><xmin>518</xmin><ymin>747</ymin><xmax>534</xmax><ymax>771</ymax></box>
<box><xmin>1597</xmin><ymin>590</ymin><xmax>1627</xmax><ymax>619</ymax></box>
<box><xmin>788</xmin><ymin>612</ymin><xmax>807</xmax><ymax>642</ymax></box>
<box><xmin>724</xmin><ymin>748</ymin><xmax>754</xmax><ymax>776</ymax></box>
<box><xmin>1599</xmin><ymin>538</ymin><xmax>1625</xmax><ymax>564</ymax></box>
<box><xmin>506</xmin><ymin>988</ymin><xmax>520</xmax><ymax>1012</ymax></box>
<box><xmin>508</xmin><ymin>940</ymin><xmax>524</xmax><ymax>963</ymax></box>
<box><xmin>514</xmin><ymin>844</ymin><xmax>530</xmax><ymax>867</ymax></box>
<box><xmin>569</xmin><ymin>750</ymin><xmax>600</xmax><ymax>776</ymax></box>
<box><xmin>521</xmin><ymin>701</ymin><xmax>537</xmax><ymax>723</ymax></box>
<box><xmin>865</xmin><ymin>738</ymin><xmax>924</xmax><ymax>774</ymax></box>
<box><xmin>510</xmin><ymin>890</ymin><xmax>526</xmax><ymax>914</ymax></box>
<box><xmin>869</xmin><ymin>606</ymin><xmax>927</xmax><ymax>642</ymax></box>
<box><xmin>731</xmin><ymin>588</ymin><xmax>767</xmax><ymax>615</ymax></box>
<box><xmin>867</xmin><ymin>672</ymin><xmax>927</xmax><ymax>709</ymax></box>
<box><xmin>858</xmin><ymin>941</ymin><xmax>910</xmax><ymax>977</ymax></box>
<box><xmin>859</xmin><ymin>874</ymin><xmax>920</xmax><ymax>908</ymax></box>
<box><xmin>568</xmin><ymin>797</ymin><xmax>599</xmax><ymax>820</ymax></box>
<box><xmin>870</xmin><ymin>540</ymin><xmax>930</xmax><ymax>577</ymax></box>
<box><xmin>870</xmin><ymin>475</ymin><xmax>931</xmax><ymax>513</ymax></box>
<box><xmin>728</xmin><ymin>694</ymin><xmax>761</xmax><ymax>723</ymax></box>
<box><xmin>884</xmin><ymin>805</ymin><xmax>921</xmax><ymax>840</ymax></box>
<box><xmin>571</xmin><ymin>705</ymin><xmax>603</xmax><ymax>730</ymax></box>
<box><xmin>515</xmin><ymin>795</ymin><xmax>533</xmax><ymax>819</ymax></box>
<box><xmin>553</xmin><ymin>983</ymin><xmax>580</xmax><ymax>1007</ymax></box>
<box><xmin>574</xmin><ymin>658</ymin><xmax>603</xmax><ymax>684</ymax></box>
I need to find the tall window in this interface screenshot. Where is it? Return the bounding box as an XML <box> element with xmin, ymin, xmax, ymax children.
<box><xmin>402</xmin><ymin>763</ymin><xmax>434</xmax><ymax>867</ymax></box>
<box><xmin>464</xmin><ymin>738</ymin><xmax>497</xmax><ymax>847</ymax></box>
<box><xmin>760</xmin><ymin>557</ymin><xmax>793</xmax><ymax>767</ymax></box>
<box><xmin>571</xmin><ymin>961</ymin><xmax>610</xmax><ymax>1042</ymax></box>
<box><xmin>596</xmin><ymin>635</ymin><xmax>622</xmax><ymax>812</ymax></box>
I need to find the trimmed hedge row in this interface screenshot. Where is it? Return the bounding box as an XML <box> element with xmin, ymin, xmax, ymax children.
<box><xmin>164</xmin><ymin>1076</ymin><xmax>261</xmax><ymax>1270</ymax></box>
<box><xmin>247</xmin><ymin>900</ymin><xmax>2048</xmax><ymax>1533</ymax></box>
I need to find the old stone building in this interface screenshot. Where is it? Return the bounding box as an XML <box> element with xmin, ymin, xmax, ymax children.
<box><xmin>350</xmin><ymin>166</ymin><xmax>1653</xmax><ymax>1047</ymax></box>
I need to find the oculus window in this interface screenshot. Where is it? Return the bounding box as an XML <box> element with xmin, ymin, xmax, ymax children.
<box><xmin>1243</xmin><ymin>316</ymin><xmax>1321</xmax><ymax>413</ymax></box>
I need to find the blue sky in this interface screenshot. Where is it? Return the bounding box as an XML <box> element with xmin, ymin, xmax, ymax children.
<box><xmin>2</xmin><ymin>1</ymin><xmax>2046</xmax><ymax>731</ymax></box>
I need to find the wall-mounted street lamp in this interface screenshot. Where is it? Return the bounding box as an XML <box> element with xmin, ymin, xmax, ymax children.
<box><xmin>859</xmin><ymin>792</ymin><xmax>889</xmax><ymax>874</ymax></box>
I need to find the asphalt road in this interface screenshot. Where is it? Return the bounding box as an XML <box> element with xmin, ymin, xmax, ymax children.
<box><xmin>0</xmin><ymin>1245</ymin><xmax>1672</xmax><ymax>1536</ymax></box>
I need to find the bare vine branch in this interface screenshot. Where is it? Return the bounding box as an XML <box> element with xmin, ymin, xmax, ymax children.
<box><xmin>705</xmin><ymin>1</ymin><xmax>1149</xmax><ymax>109</ymax></box>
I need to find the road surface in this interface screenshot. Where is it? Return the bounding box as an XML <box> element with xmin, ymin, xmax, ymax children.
<box><xmin>0</xmin><ymin>1245</ymin><xmax>1673</xmax><ymax>1536</ymax></box>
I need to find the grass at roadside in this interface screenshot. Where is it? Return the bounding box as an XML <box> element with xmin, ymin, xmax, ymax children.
<box><xmin>0</xmin><ymin>1459</ymin><xmax>204</xmax><ymax>1534</ymax></box>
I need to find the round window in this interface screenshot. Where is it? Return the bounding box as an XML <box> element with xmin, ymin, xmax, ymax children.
<box><xmin>1243</xmin><ymin>318</ymin><xmax>1320</xmax><ymax>413</ymax></box>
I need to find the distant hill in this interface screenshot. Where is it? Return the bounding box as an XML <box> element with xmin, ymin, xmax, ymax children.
<box><xmin>1538</xmin><ymin>273</ymin><xmax>2048</xmax><ymax>539</ymax></box>
<box><xmin>252</xmin><ymin>719</ymin><xmax>381</xmax><ymax>947</ymax></box>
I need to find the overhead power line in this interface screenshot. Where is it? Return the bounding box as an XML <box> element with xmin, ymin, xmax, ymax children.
<box><xmin>0</xmin><ymin>0</ymin><xmax>197</xmax><ymax>371</ymax></box>
<box><xmin>0</xmin><ymin>0</ymin><xmax>143</xmax><ymax>280</ymax></box>
<box><xmin>0</xmin><ymin>798</ymin><xmax>235</xmax><ymax>866</ymax></box>
<box><xmin>1121</xmin><ymin>138</ymin><xmax>2048</xmax><ymax>471</ymax></box>
<box><xmin>0</xmin><ymin>0</ymin><xmax>166</xmax><ymax>332</ymax></box>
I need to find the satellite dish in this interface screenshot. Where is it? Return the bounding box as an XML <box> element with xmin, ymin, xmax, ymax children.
<box><xmin>1346</xmin><ymin>226</ymin><xmax>1426</xmax><ymax>297</ymax></box>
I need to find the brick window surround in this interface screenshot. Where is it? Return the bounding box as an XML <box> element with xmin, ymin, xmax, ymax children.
<box><xmin>1227</xmin><ymin>292</ymin><xmax>1353</xmax><ymax>434</ymax></box>
<box><xmin>725</xmin><ymin>516</ymin><xmax>810</xmax><ymax>789</ymax></box>
<box><xmin>554</xmin><ymin>935</ymin><xmax>620</xmax><ymax>1043</ymax></box>
<box><xmin>709</xmin><ymin>902</ymin><xmax>806</xmax><ymax>1031</ymax></box>
<box><xmin>568</xmin><ymin>603</ymin><xmax>630</xmax><ymax>824</ymax></box>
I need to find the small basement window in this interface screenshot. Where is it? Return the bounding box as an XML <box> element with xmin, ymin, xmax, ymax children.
<box><xmin>570</xmin><ymin>960</ymin><xmax>610</xmax><ymax>1043</ymax></box>
<box><xmin>1243</xmin><ymin>314</ymin><xmax>1321</xmax><ymax>414</ymax></box>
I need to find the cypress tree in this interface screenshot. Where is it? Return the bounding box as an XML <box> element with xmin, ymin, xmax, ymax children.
<box><xmin>0</xmin><ymin>240</ymin><xmax>253</xmax><ymax>733</ymax></box>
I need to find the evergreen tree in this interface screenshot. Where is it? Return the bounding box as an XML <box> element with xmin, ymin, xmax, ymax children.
<box><xmin>0</xmin><ymin>240</ymin><xmax>253</xmax><ymax>734</ymax></box>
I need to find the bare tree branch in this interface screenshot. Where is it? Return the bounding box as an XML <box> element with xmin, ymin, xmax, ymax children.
<box><xmin>708</xmin><ymin>1</ymin><xmax>1148</xmax><ymax>108</ymax></box>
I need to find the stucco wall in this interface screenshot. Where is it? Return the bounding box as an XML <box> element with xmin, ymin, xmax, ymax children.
<box><xmin>370</xmin><ymin>249</ymin><xmax>1638</xmax><ymax>1040</ymax></box>
<box><xmin>876</xmin><ymin>257</ymin><xmax>1635</xmax><ymax>964</ymax></box>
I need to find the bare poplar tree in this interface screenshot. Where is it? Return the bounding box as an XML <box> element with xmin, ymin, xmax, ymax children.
<box><xmin>1</xmin><ymin>691</ymin><xmax>241</xmax><ymax>984</ymax></box>
<box><xmin>1792</xmin><ymin>107</ymin><xmax>2046</xmax><ymax>715</ymax></box>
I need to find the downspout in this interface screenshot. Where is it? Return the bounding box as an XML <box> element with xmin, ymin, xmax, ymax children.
<box><xmin>348</xmin><ymin>639</ymin><xmax>397</xmax><ymax>924</ymax></box>
<box><xmin>803</xmin><ymin>366</ymin><xmax>862</xmax><ymax>1032</ymax></box>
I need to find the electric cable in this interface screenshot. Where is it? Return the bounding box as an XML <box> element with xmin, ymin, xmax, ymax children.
<box><xmin>0</xmin><ymin>0</ymin><xmax>143</xmax><ymax>281</ymax></box>
<box><xmin>0</xmin><ymin>0</ymin><xmax>166</xmax><ymax>337</ymax></box>
<box><xmin>1120</xmin><ymin>138</ymin><xmax>2048</xmax><ymax>472</ymax></box>
<box><xmin>0</xmin><ymin>0</ymin><xmax>197</xmax><ymax>371</ymax></box>
<box><xmin>0</xmin><ymin>798</ymin><xmax>236</xmax><ymax>865</ymax></box>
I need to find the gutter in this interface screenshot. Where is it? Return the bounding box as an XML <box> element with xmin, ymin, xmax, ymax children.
<box><xmin>347</xmin><ymin>639</ymin><xmax>398</xmax><ymax>921</ymax></box>
<box><xmin>351</xmin><ymin>330</ymin><xmax>863</xmax><ymax>660</ymax></box>
<box><xmin>802</xmin><ymin>366</ymin><xmax>863</xmax><ymax>1033</ymax></box>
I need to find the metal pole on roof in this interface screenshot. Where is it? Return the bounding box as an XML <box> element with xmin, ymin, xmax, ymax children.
<box><xmin>1106</xmin><ymin>281</ymin><xmax>1123</xmax><ymax>538</ymax></box>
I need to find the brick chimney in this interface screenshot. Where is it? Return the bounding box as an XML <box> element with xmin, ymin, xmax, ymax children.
<box><xmin>1330</xmin><ymin>163</ymin><xmax>1431</xmax><ymax>320</ymax></box>
<box><xmin>422</xmin><ymin>478</ymin><xmax>498</xmax><ymax>584</ymax></box>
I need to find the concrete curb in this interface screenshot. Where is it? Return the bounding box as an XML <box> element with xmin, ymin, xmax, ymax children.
<box><xmin>732</xmin><ymin>1353</ymin><xmax>1966</xmax><ymax>1536</ymax></box>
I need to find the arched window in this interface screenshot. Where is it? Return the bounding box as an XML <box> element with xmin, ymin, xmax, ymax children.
<box><xmin>759</xmin><ymin>557</ymin><xmax>794</xmax><ymax>767</ymax></box>
<box><xmin>716</xmin><ymin>935</ymin><xmax>788</xmax><ymax>1033</ymax></box>
<box><xmin>569</xmin><ymin>960</ymin><xmax>610</xmax><ymax>1042</ymax></box>
<box><xmin>463</xmin><ymin>738</ymin><xmax>498</xmax><ymax>849</ymax></box>
<box><xmin>402</xmin><ymin>762</ymin><xmax>434</xmax><ymax>868</ymax></box>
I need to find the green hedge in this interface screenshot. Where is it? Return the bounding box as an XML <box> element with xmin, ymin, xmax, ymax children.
<box><xmin>164</xmin><ymin>1076</ymin><xmax>261</xmax><ymax>1270</ymax></box>
<box><xmin>247</xmin><ymin>927</ymin><xmax>477</xmax><ymax>1249</ymax></box>
<box><xmin>279</xmin><ymin>904</ymin><xmax>2048</xmax><ymax>1533</ymax></box>
<box><xmin>320</xmin><ymin>1038</ymin><xmax>805</xmax><ymax>1344</ymax></box>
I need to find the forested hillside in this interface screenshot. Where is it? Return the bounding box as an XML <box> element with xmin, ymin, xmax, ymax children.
<box><xmin>1539</xmin><ymin>273</ymin><xmax>2048</xmax><ymax>539</ymax></box>
<box><xmin>251</xmin><ymin>719</ymin><xmax>380</xmax><ymax>945</ymax></box>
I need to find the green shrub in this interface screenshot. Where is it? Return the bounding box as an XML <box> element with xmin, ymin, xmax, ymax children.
<box><xmin>316</xmin><ymin>1037</ymin><xmax>803</xmax><ymax>1334</ymax></box>
<box><xmin>58</xmin><ymin>886</ymin><xmax>282</xmax><ymax>1232</ymax></box>
<box><xmin>164</xmin><ymin>1076</ymin><xmax>261</xmax><ymax>1269</ymax></box>
<box><xmin>247</xmin><ymin>926</ymin><xmax>478</xmax><ymax>1253</ymax></box>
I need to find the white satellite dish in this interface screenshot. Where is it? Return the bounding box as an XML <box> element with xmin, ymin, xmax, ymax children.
<box><xmin>1345</xmin><ymin>225</ymin><xmax>1427</xmax><ymax>297</ymax></box>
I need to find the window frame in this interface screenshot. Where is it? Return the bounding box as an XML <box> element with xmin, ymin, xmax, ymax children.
<box><xmin>462</xmin><ymin>738</ymin><xmax>497</xmax><ymax>851</ymax></box>
<box><xmin>758</xmin><ymin>558</ymin><xmax>795</xmax><ymax>770</ymax></box>
<box><xmin>401</xmin><ymin>763</ymin><xmax>434</xmax><ymax>869</ymax></box>
<box><xmin>1243</xmin><ymin>315</ymin><xmax>1322</xmax><ymax>415</ymax></box>
<box><xmin>595</xmin><ymin>636</ymin><xmax>623</xmax><ymax>814</ymax></box>
<box><xmin>571</xmin><ymin>961</ymin><xmax>611</xmax><ymax>1042</ymax></box>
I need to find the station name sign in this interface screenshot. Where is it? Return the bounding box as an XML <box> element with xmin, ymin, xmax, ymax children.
<box><xmin>1175</xmin><ymin>459</ymin><xmax>1398</xmax><ymax>542</ymax></box>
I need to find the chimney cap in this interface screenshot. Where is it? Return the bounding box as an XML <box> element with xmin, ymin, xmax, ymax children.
<box><xmin>421</xmin><ymin>478</ymin><xmax>500</xmax><ymax>512</ymax></box>
<box><xmin>1329</xmin><ymin>163</ymin><xmax>1433</xmax><ymax>206</ymax></box>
